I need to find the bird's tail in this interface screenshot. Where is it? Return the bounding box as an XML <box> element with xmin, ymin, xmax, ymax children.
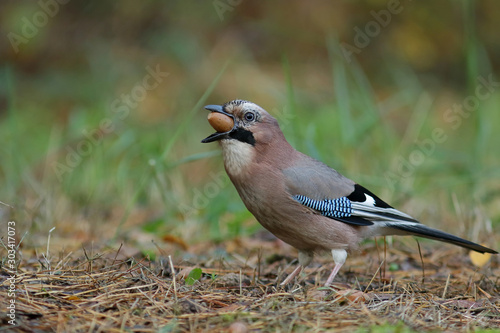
<box><xmin>386</xmin><ymin>222</ymin><xmax>497</xmax><ymax>254</ymax></box>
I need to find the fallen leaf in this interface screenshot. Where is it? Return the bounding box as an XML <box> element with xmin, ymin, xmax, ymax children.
<box><xmin>307</xmin><ymin>289</ymin><xmax>329</xmax><ymax>301</ymax></box>
<box><xmin>213</xmin><ymin>273</ymin><xmax>249</xmax><ymax>287</ymax></box>
<box><xmin>177</xmin><ymin>266</ymin><xmax>194</xmax><ymax>279</ymax></box>
<box><xmin>185</xmin><ymin>268</ymin><xmax>203</xmax><ymax>285</ymax></box>
<box><xmin>65</xmin><ymin>295</ymin><xmax>82</xmax><ymax>301</ymax></box>
<box><xmin>469</xmin><ymin>249</ymin><xmax>492</xmax><ymax>268</ymax></box>
<box><xmin>229</xmin><ymin>321</ymin><xmax>248</xmax><ymax>333</ymax></box>
<box><xmin>162</xmin><ymin>234</ymin><xmax>188</xmax><ymax>250</ymax></box>
<box><xmin>437</xmin><ymin>299</ymin><xmax>486</xmax><ymax>310</ymax></box>
<box><xmin>335</xmin><ymin>289</ymin><xmax>372</xmax><ymax>303</ymax></box>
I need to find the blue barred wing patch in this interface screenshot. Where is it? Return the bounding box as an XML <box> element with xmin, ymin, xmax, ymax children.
<box><xmin>293</xmin><ymin>195</ymin><xmax>352</xmax><ymax>218</ymax></box>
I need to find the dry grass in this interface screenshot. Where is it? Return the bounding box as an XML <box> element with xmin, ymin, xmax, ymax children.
<box><xmin>1</xmin><ymin>238</ymin><xmax>499</xmax><ymax>332</ymax></box>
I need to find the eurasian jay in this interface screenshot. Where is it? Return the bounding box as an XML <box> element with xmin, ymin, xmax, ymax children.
<box><xmin>201</xmin><ymin>99</ymin><xmax>497</xmax><ymax>286</ymax></box>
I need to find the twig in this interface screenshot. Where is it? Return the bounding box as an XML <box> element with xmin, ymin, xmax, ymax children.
<box><xmin>257</xmin><ymin>248</ymin><xmax>262</xmax><ymax>281</ymax></box>
<box><xmin>442</xmin><ymin>274</ymin><xmax>451</xmax><ymax>299</ymax></box>
<box><xmin>239</xmin><ymin>269</ymin><xmax>243</xmax><ymax>296</ymax></box>
<box><xmin>44</xmin><ymin>227</ymin><xmax>56</xmax><ymax>271</ymax></box>
<box><xmin>112</xmin><ymin>243</ymin><xmax>123</xmax><ymax>267</ymax></box>
<box><xmin>0</xmin><ymin>200</ymin><xmax>13</xmax><ymax>208</ymax></box>
<box><xmin>46</xmin><ymin>227</ymin><xmax>56</xmax><ymax>260</ymax></box>
<box><xmin>364</xmin><ymin>260</ymin><xmax>384</xmax><ymax>293</ymax></box>
<box><xmin>416</xmin><ymin>239</ymin><xmax>425</xmax><ymax>284</ymax></box>
<box><xmin>168</xmin><ymin>255</ymin><xmax>178</xmax><ymax>302</ymax></box>
<box><xmin>383</xmin><ymin>236</ymin><xmax>387</xmax><ymax>280</ymax></box>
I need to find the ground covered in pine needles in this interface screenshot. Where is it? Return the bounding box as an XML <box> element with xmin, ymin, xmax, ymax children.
<box><xmin>1</xmin><ymin>236</ymin><xmax>499</xmax><ymax>332</ymax></box>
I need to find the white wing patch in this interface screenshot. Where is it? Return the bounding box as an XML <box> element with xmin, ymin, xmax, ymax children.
<box><xmin>363</xmin><ymin>193</ymin><xmax>376</xmax><ymax>206</ymax></box>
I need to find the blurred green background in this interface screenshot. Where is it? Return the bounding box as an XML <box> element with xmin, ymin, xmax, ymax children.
<box><xmin>1</xmin><ymin>0</ymin><xmax>499</xmax><ymax>251</ymax></box>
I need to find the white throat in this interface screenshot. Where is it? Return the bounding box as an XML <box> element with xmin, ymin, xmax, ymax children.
<box><xmin>220</xmin><ymin>139</ymin><xmax>254</xmax><ymax>176</ymax></box>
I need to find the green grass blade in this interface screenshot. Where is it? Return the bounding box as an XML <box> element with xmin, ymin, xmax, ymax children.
<box><xmin>160</xmin><ymin>60</ymin><xmax>230</xmax><ymax>161</ymax></box>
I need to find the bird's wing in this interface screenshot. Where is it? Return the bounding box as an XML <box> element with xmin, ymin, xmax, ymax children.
<box><xmin>291</xmin><ymin>184</ymin><xmax>419</xmax><ymax>226</ymax></box>
<box><xmin>282</xmin><ymin>156</ymin><xmax>419</xmax><ymax>227</ymax></box>
<box><xmin>282</xmin><ymin>155</ymin><xmax>356</xmax><ymax>200</ymax></box>
<box><xmin>283</xmin><ymin>155</ymin><xmax>497</xmax><ymax>254</ymax></box>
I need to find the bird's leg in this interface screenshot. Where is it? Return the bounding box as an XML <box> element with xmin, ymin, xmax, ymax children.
<box><xmin>324</xmin><ymin>263</ymin><xmax>343</xmax><ymax>286</ymax></box>
<box><xmin>280</xmin><ymin>265</ymin><xmax>303</xmax><ymax>286</ymax></box>
<box><xmin>324</xmin><ymin>249</ymin><xmax>347</xmax><ymax>287</ymax></box>
<box><xmin>280</xmin><ymin>250</ymin><xmax>314</xmax><ymax>285</ymax></box>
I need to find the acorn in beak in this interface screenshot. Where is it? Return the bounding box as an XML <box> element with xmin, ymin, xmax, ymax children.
<box><xmin>201</xmin><ymin>104</ymin><xmax>236</xmax><ymax>143</ymax></box>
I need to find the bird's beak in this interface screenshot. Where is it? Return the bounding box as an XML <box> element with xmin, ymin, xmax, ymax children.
<box><xmin>201</xmin><ymin>104</ymin><xmax>236</xmax><ymax>143</ymax></box>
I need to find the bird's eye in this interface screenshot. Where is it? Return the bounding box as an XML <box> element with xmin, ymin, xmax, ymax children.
<box><xmin>244</xmin><ymin>112</ymin><xmax>255</xmax><ymax>121</ymax></box>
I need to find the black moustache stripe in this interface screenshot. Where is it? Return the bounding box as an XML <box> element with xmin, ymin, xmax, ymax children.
<box><xmin>229</xmin><ymin>128</ymin><xmax>256</xmax><ymax>146</ymax></box>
